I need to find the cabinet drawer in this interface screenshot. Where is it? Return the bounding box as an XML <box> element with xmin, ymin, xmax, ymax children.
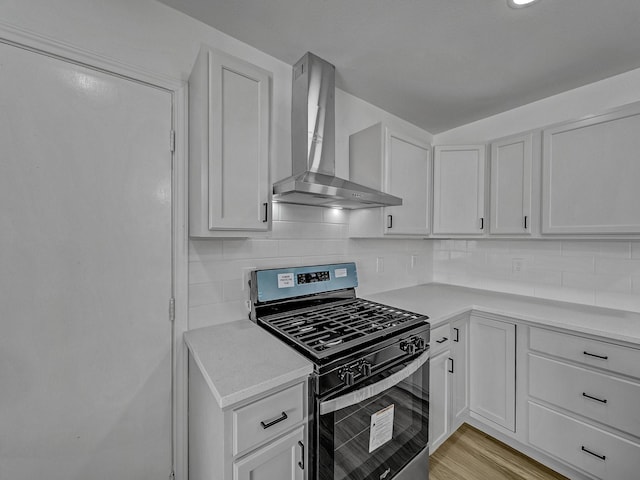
<box><xmin>233</xmin><ymin>382</ymin><xmax>304</xmax><ymax>456</ymax></box>
<box><xmin>529</xmin><ymin>402</ymin><xmax>640</xmax><ymax>480</ymax></box>
<box><xmin>529</xmin><ymin>354</ymin><xmax>640</xmax><ymax>438</ymax></box>
<box><xmin>529</xmin><ymin>327</ymin><xmax>640</xmax><ymax>379</ymax></box>
<box><xmin>430</xmin><ymin>324</ymin><xmax>451</xmax><ymax>355</ymax></box>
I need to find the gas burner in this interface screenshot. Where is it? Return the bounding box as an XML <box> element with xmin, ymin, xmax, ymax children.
<box><xmin>259</xmin><ymin>298</ymin><xmax>427</xmax><ymax>361</ymax></box>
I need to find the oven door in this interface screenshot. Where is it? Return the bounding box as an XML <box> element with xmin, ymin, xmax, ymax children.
<box><xmin>316</xmin><ymin>350</ymin><xmax>429</xmax><ymax>480</ymax></box>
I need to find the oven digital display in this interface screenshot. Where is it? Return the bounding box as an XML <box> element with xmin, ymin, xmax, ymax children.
<box><xmin>297</xmin><ymin>270</ymin><xmax>330</xmax><ymax>284</ymax></box>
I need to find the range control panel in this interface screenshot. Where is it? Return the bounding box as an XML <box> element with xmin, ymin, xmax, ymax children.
<box><xmin>252</xmin><ymin>262</ymin><xmax>358</xmax><ymax>303</ymax></box>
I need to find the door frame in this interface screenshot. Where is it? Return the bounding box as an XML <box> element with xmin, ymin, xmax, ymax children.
<box><xmin>0</xmin><ymin>21</ymin><xmax>189</xmax><ymax>480</ymax></box>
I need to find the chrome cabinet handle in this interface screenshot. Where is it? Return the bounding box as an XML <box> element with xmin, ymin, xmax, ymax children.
<box><xmin>260</xmin><ymin>411</ymin><xmax>288</xmax><ymax>429</ymax></box>
<box><xmin>298</xmin><ymin>441</ymin><xmax>305</xmax><ymax>470</ymax></box>
<box><xmin>583</xmin><ymin>351</ymin><xmax>608</xmax><ymax>360</ymax></box>
<box><xmin>453</xmin><ymin>327</ymin><xmax>460</xmax><ymax>342</ymax></box>
<box><xmin>581</xmin><ymin>446</ymin><xmax>606</xmax><ymax>461</ymax></box>
<box><xmin>582</xmin><ymin>392</ymin><xmax>607</xmax><ymax>404</ymax></box>
<box><xmin>436</xmin><ymin>337</ymin><xmax>448</xmax><ymax>344</ymax></box>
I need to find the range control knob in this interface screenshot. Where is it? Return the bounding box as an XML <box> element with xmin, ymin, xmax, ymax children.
<box><xmin>413</xmin><ymin>337</ymin><xmax>426</xmax><ymax>351</ymax></box>
<box><xmin>358</xmin><ymin>361</ymin><xmax>372</xmax><ymax>377</ymax></box>
<box><xmin>339</xmin><ymin>368</ymin><xmax>355</xmax><ymax>386</ymax></box>
<box><xmin>400</xmin><ymin>340</ymin><xmax>417</xmax><ymax>355</ymax></box>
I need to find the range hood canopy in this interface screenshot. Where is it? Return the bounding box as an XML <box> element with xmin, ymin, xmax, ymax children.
<box><xmin>273</xmin><ymin>52</ymin><xmax>402</xmax><ymax>209</ymax></box>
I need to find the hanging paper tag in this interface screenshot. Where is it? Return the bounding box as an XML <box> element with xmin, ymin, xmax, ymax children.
<box><xmin>369</xmin><ymin>404</ymin><xmax>395</xmax><ymax>453</ymax></box>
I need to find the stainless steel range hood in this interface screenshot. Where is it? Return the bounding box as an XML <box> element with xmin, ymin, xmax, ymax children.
<box><xmin>273</xmin><ymin>53</ymin><xmax>402</xmax><ymax>209</ymax></box>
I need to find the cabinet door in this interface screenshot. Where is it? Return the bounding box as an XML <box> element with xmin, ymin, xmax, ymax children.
<box><xmin>433</xmin><ymin>145</ymin><xmax>486</xmax><ymax>234</ymax></box>
<box><xmin>429</xmin><ymin>349</ymin><xmax>451</xmax><ymax>453</ymax></box>
<box><xmin>450</xmin><ymin>317</ymin><xmax>469</xmax><ymax>428</ymax></box>
<box><xmin>470</xmin><ymin>316</ymin><xmax>516</xmax><ymax>432</ymax></box>
<box><xmin>189</xmin><ymin>48</ymin><xmax>271</xmax><ymax>236</ymax></box>
<box><xmin>490</xmin><ymin>133</ymin><xmax>533</xmax><ymax>234</ymax></box>
<box><xmin>384</xmin><ymin>129</ymin><xmax>431</xmax><ymax>236</ymax></box>
<box><xmin>542</xmin><ymin>104</ymin><xmax>640</xmax><ymax>234</ymax></box>
<box><xmin>233</xmin><ymin>426</ymin><xmax>305</xmax><ymax>480</ymax></box>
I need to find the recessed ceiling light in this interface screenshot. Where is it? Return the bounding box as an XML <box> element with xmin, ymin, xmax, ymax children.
<box><xmin>508</xmin><ymin>0</ymin><xmax>540</xmax><ymax>8</ymax></box>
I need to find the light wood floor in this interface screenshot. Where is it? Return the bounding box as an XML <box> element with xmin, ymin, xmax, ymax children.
<box><xmin>430</xmin><ymin>424</ymin><xmax>569</xmax><ymax>480</ymax></box>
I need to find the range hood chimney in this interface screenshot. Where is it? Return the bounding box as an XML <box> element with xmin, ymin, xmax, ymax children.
<box><xmin>272</xmin><ymin>52</ymin><xmax>402</xmax><ymax>209</ymax></box>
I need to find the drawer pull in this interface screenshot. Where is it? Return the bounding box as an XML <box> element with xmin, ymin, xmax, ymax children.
<box><xmin>260</xmin><ymin>411</ymin><xmax>288</xmax><ymax>429</ymax></box>
<box><xmin>453</xmin><ymin>327</ymin><xmax>460</xmax><ymax>342</ymax></box>
<box><xmin>583</xmin><ymin>351</ymin><xmax>608</xmax><ymax>360</ymax></box>
<box><xmin>298</xmin><ymin>441</ymin><xmax>305</xmax><ymax>470</ymax></box>
<box><xmin>448</xmin><ymin>357</ymin><xmax>454</xmax><ymax>374</ymax></box>
<box><xmin>581</xmin><ymin>446</ymin><xmax>606</xmax><ymax>461</ymax></box>
<box><xmin>582</xmin><ymin>392</ymin><xmax>607</xmax><ymax>404</ymax></box>
<box><xmin>436</xmin><ymin>337</ymin><xmax>448</xmax><ymax>344</ymax></box>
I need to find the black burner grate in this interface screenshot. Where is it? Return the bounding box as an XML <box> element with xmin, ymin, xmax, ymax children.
<box><xmin>259</xmin><ymin>298</ymin><xmax>427</xmax><ymax>359</ymax></box>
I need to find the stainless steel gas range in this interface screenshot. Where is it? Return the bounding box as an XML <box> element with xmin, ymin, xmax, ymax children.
<box><xmin>249</xmin><ymin>262</ymin><xmax>430</xmax><ymax>480</ymax></box>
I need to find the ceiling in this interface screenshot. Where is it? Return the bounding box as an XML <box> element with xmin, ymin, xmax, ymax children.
<box><xmin>158</xmin><ymin>0</ymin><xmax>640</xmax><ymax>134</ymax></box>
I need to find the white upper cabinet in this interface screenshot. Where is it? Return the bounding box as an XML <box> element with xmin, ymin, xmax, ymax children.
<box><xmin>542</xmin><ymin>103</ymin><xmax>640</xmax><ymax>234</ymax></box>
<box><xmin>349</xmin><ymin>123</ymin><xmax>431</xmax><ymax>237</ymax></box>
<box><xmin>490</xmin><ymin>133</ymin><xmax>533</xmax><ymax>235</ymax></box>
<box><xmin>189</xmin><ymin>47</ymin><xmax>271</xmax><ymax>237</ymax></box>
<box><xmin>433</xmin><ymin>145</ymin><xmax>486</xmax><ymax>235</ymax></box>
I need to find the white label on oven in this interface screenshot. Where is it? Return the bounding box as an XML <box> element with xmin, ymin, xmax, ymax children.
<box><xmin>368</xmin><ymin>404</ymin><xmax>394</xmax><ymax>453</ymax></box>
<box><xmin>334</xmin><ymin>268</ymin><xmax>347</xmax><ymax>278</ymax></box>
<box><xmin>277</xmin><ymin>273</ymin><xmax>294</xmax><ymax>288</ymax></box>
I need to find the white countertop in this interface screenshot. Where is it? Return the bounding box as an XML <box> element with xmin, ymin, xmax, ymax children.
<box><xmin>184</xmin><ymin>320</ymin><xmax>313</xmax><ymax>409</ymax></box>
<box><xmin>184</xmin><ymin>283</ymin><xmax>640</xmax><ymax>409</ymax></box>
<box><xmin>365</xmin><ymin>283</ymin><xmax>640</xmax><ymax>346</ymax></box>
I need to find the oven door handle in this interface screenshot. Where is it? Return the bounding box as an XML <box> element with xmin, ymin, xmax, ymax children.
<box><xmin>319</xmin><ymin>350</ymin><xmax>429</xmax><ymax>415</ymax></box>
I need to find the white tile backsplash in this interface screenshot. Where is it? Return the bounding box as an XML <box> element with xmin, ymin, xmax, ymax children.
<box><xmin>187</xmin><ymin>205</ymin><xmax>433</xmax><ymax>328</ymax></box>
<box><xmin>433</xmin><ymin>239</ymin><xmax>640</xmax><ymax>312</ymax></box>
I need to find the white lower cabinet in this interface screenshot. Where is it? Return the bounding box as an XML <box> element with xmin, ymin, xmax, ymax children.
<box><xmin>188</xmin><ymin>355</ymin><xmax>308</xmax><ymax>480</ymax></box>
<box><xmin>233</xmin><ymin>426</ymin><xmax>305</xmax><ymax>480</ymax></box>
<box><xmin>526</xmin><ymin>326</ymin><xmax>640</xmax><ymax>479</ymax></box>
<box><xmin>429</xmin><ymin>348</ymin><xmax>451</xmax><ymax>452</ymax></box>
<box><xmin>429</xmin><ymin>316</ymin><xmax>469</xmax><ymax>454</ymax></box>
<box><xmin>450</xmin><ymin>316</ymin><xmax>469</xmax><ymax>428</ymax></box>
<box><xmin>529</xmin><ymin>402</ymin><xmax>640</xmax><ymax>480</ymax></box>
<box><xmin>469</xmin><ymin>314</ymin><xmax>516</xmax><ymax>432</ymax></box>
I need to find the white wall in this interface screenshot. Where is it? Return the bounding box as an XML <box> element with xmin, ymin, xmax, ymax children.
<box><xmin>432</xmin><ymin>69</ymin><xmax>640</xmax><ymax>313</ymax></box>
<box><xmin>0</xmin><ymin>0</ymin><xmax>434</xmax><ymax>329</ymax></box>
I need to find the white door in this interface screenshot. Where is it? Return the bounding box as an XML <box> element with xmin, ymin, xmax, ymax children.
<box><xmin>429</xmin><ymin>349</ymin><xmax>451</xmax><ymax>453</ymax></box>
<box><xmin>233</xmin><ymin>426</ymin><xmax>305</xmax><ymax>480</ymax></box>
<box><xmin>384</xmin><ymin>131</ymin><xmax>431</xmax><ymax>236</ymax></box>
<box><xmin>433</xmin><ymin>145</ymin><xmax>486</xmax><ymax>235</ymax></box>
<box><xmin>0</xmin><ymin>42</ymin><xmax>173</xmax><ymax>479</ymax></box>
<box><xmin>469</xmin><ymin>316</ymin><xmax>516</xmax><ymax>432</ymax></box>
<box><xmin>490</xmin><ymin>133</ymin><xmax>533</xmax><ymax>234</ymax></box>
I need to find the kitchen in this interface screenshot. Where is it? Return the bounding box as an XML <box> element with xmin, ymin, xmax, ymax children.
<box><xmin>2</xmin><ymin>1</ymin><xmax>640</xmax><ymax>479</ymax></box>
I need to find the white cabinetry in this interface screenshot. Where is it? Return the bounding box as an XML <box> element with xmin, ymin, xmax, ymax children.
<box><xmin>490</xmin><ymin>133</ymin><xmax>533</xmax><ymax>235</ymax></box>
<box><xmin>233</xmin><ymin>426</ymin><xmax>304</xmax><ymax>480</ymax></box>
<box><xmin>188</xmin><ymin>357</ymin><xmax>307</xmax><ymax>480</ymax></box>
<box><xmin>527</xmin><ymin>326</ymin><xmax>640</xmax><ymax>479</ymax></box>
<box><xmin>429</xmin><ymin>316</ymin><xmax>469</xmax><ymax>454</ymax></box>
<box><xmin>470</xmin><ymin>314</ymin><xmax>516</xmax><ymax>432</ymax></box>
<box><xmin>350</xmin><ymin>123</ymin><xmax>431</xmax><ymax>237</ymax></box>
<box><xmin>189</xmin><ymin>47</ymin><xmax>271</xmax><ymax>237</ymax></box>
<box><xmin>433</xmin><ymin>145</ymin><xmax>486</xmax><ymax>235</ymax></box>
<box><xmin>429</xmin><ymin>324</ymin><xmax>451</xmax><ymax>452</ymax></box>
<box><xmin>542</xmin><ymin>103</ymin><xmax>640</xmax><ymax>234</ymax></box>
<box><xmin>450</xmin><ymin>316</ymin><xmax>469</xmax><ymax>429</ymax></box>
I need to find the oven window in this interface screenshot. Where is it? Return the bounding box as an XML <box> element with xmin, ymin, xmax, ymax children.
<box><xmin>318</xmin><ymin>361</ymin><xmax>429</xmax><ymax>480</ymax></box>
